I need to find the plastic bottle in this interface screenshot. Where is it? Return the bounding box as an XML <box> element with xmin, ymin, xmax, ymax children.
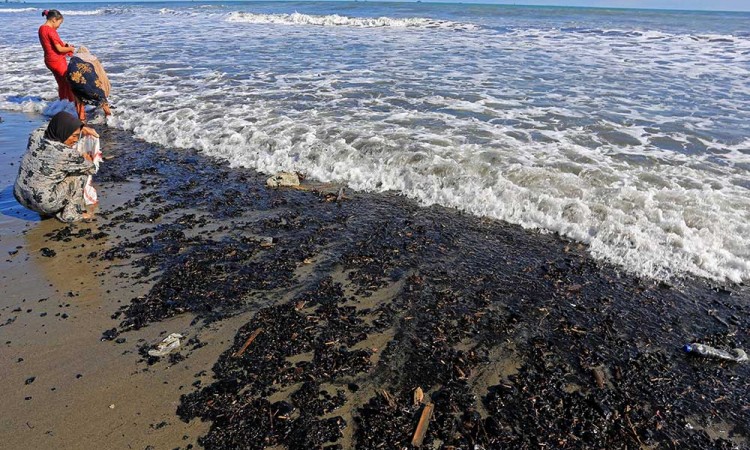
<box><xmin>684</xmin><ymin>343</ymin><xmax>748</xmax><ymax>363</ymax></box>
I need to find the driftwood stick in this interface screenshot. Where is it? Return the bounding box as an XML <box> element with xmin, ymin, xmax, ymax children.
<box><xmin>232</xmin><ymin>328</ymin><xmax>263</xmax><ymax>358</ymax></box>
<box><xmin>411</xmin><ymin>403</ymin><xmax>434</xmax><ymax>447</ymax></box>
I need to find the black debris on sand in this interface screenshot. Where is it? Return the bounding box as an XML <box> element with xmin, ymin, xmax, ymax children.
<box><xmin>71</xmin><ymin>127</ymin><xmax>750</xmax><ymax>448</ymax></box>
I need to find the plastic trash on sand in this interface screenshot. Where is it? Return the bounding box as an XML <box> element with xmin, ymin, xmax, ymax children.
<box><xmin>684</xmin><ymin>343</ymin><xmax>748</xmax><ymax>363</ymax></box>
<box><xmin>148</xmin><ymin>333</ymin><xmax>184</xmax><ymax>357</ymax></box>
<box><xmin>266</xmin><ymin>172</ymin><xmax>300</xmax><ymax>188</ymax></box>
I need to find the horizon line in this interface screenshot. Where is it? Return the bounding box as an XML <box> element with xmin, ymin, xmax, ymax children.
<box><xmin>4</xmin><ymin>0</ymin><xmax>750</xmax><ymax>14</ymax></box>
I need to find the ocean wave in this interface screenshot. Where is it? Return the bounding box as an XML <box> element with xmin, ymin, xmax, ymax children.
<box><xmin>557</xmin><ymin>26</ymin><xmax>750</xmax><ymax>46</ymax></box>
<box><xmin>1</xmin><ymin>6</ymin><xmax>748</xmax><ymax>283</ymax></box>
<box><xmin>60</xmin><ymin>9</ymin><xmax>103</xmax><ymax>16</ymax></box>
<box><xmin>226</xmin><ymin>12</ymin><xmax>479</xmax><ymax>30</ymax></box>
<box><xmin>99</xmin><ymin>77</ymin><xmax>750</xmax><ymax>283</ymax></box>
<box><xmin>0</xmin><ymin>97</ymin><xmax>48</xmax><ymax>114</ymax></box>
<box><xmin>60</xmin><ymin>8</ymin><xmax>130</xmax><ymax>16</ymax></box>
<box><xmin>0</xmin><ymin>7</ymin><xmax>36</xmax><ymax>13</ymax></box>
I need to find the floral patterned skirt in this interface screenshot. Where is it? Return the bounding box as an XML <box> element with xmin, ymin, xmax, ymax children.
<box><xmin>67</xmin><ymin>56</ymin><xmax>108</xmax><ymax>107</ymax></box>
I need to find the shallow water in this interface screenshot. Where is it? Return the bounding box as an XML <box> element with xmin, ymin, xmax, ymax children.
<box><xmin>1</xmin><ymin>2</ymin><xmax>749</xmax><ymax>282</ymax></box>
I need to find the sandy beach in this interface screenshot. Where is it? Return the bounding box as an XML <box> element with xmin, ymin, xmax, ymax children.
<box><xmin>0</xmin><ymin>112</ymin><xmax>216</xmax><ymax>448</ymax></box>
<box><xmin>0</xmin><ymin>110</ymin><xmax>748</xmax><ymax>449</ymax></box>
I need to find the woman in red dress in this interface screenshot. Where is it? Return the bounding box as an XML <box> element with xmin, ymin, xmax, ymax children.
<box><xmin>38</xmin><ymin>10</ymin><xmax>80</xmax><ymax>114</ymax></box>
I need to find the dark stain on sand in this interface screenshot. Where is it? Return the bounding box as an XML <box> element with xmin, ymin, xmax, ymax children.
<box><xmin>35</xmin><ymin>126</ymin><xmax>750</xmax><ymax>449</ymax></box>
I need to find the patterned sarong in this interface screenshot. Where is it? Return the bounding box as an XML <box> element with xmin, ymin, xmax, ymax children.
<box><xmin>67</xmin><ymin>56</ymin><xmax>108</xmax><ymax>107</ymax></box>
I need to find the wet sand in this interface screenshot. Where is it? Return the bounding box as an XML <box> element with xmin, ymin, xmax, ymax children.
<box><xmin>0</xmin><ymin>111</ymin><xmax>748</xmax><ymax>449</ymax></box>
<box><xmin>0</xmin><ymin>112</ymin><xmax>212</xmax><ymax>449</ymax></box>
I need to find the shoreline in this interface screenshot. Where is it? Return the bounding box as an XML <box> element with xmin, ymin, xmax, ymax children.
<box><xmin>1</xmin><ymin>111</ymin><xmax>748</xmax><ymax>448</ymax></box>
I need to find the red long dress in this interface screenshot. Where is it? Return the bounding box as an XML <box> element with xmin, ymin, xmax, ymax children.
<box><xmin>38</xmin><ymin>24</ymin><xmax>74</xmax><ymax>101</ymax></box>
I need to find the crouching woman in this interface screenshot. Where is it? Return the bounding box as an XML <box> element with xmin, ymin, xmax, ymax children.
<box><xmin>14</xmin><ymin>112</ymin><xmax>100</xmax><ymax>222</ymax></box>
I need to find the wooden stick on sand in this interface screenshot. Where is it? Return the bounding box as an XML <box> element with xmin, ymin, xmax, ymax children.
<box><xmin>411</xmin><ymin>403</ymin><xmax>434</xmax><ymax>447</ymax></box>
<box><xmin>232</xmin><ymin>328</ymin><xmax>263</xmax><ymax>358</ymax></box>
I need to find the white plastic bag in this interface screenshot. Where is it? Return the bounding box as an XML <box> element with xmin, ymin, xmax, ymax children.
<box><xmin>83</xmin><ymin>175</ymin><xmax>98</xmax><ymax>205</ymax></box>
<box><xmin>78</xmin><ymin>136</ymin><xmax>102</xmax><ymax>205</ymax></box>
<box><xmin>78</xmin><ymin>135</ymin><xmax>102</xmax><ymax>171</ymax></box>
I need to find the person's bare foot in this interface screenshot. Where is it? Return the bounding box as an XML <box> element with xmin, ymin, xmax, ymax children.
<box><xmin>102</xmin><ymin>103</ymin><xmax>111</xmax><ymax>116</ymax></box>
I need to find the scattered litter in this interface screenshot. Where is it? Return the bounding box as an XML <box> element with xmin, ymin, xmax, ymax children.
<box><xmin>109</xmin><ymin>404</ymin><xmax>115</xmax><ymax>409</ymax></box>
<box><xmin>266</xmin><ymin>172</ymin><xmax>300</xmax><ymax>188</ymax></box>
<box><xmin>25</xmin><ymin>377</ymin><xmax>36</xmax><ymax>385</ymax></box>
<box><xmin>684</xmin><ymin>343</ymin><xmax>748</xmax><ymax>363</ymax></box>
<box><xmin>148</xmin><ymin>333</ymin><xmax>184</xmax><ymax>357</ymax></box>
<box><xmin>411</xmin><ymin>403</ymin><xmax>434</xmax><ymax>447</ymax></box>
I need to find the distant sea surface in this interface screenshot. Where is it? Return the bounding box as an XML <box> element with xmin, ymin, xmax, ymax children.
<box><xmin>1</xmin><ymin>2</ymin><xmax>749</xmax><ymax>282</ymax></box>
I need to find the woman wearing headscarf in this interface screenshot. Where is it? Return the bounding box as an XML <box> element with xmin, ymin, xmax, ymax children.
<box><xmin>67</xmin><ymin>46</ymin><xmax>112</xmax><ymax>121</ymax></box>
<box><xmin>39</xmin><ymin>9</ymin><xmax>75</xmax><ymax>103</ymax></box>
<box><xmin>14</xmin><ymin>112</ymin><xmax>100</xmax><ymax>222</ymax></box>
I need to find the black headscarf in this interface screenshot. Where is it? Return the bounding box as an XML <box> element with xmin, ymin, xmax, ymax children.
<box><xmin>44</xmin><ymin>112</ymin><xmax>82</xmax><ymax>143</ymax></box>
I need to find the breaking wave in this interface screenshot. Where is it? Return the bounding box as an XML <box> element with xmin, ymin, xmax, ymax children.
<box><xmin>1</xmin><ymin>3</ymin><xmax>748</xmax><ymax>283</ymax></box>
<box><xmin>60</xmin><ymin>8</ymin><xmax>130</xmax><ymax>16</ymax></box>
<box><xmin>0</xmin><ymin>7</ymin><xmax>36</xmax><ymax>13</ymax></box>
<box><xmin>226</xmin><ymin>12</ymin><xmax>479</xmax><ymax>31</ymax></box>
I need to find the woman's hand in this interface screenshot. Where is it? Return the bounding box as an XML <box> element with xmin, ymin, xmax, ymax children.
<box><xmin>54</xmin><ymin>43</ymin><xmax>75</xmax><ymax>54</ymax></box>
<box><xmin>81</xmin><ymin>126</ymin><xmax>99</xmax><ymax>138</ymax></box>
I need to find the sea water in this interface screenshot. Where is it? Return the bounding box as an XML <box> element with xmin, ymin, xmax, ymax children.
<box><xmin>1</xmin><ymin>2</ymin><xmax>748</xmax><ymax>282</ymax></box>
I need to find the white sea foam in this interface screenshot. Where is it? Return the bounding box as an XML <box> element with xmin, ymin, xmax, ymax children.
<box><xmin>59</xmin><ymin>9</ymin><xmax>103</xmax><ymax>16</ymax></box>
<box><xmin>227</xmin><ymin>11</ymin><xmax>479</xmax><ymax>30</ymax></box>
<box><xmin>0</xmin><ymin>7</ymin><xmax>129</xmax><ymax>16</ymax></box>
<box><xmin>0</xmin><ymin>7</ymin><xmax>748</xmax><ymax>283</ymax></box>
<box><xmin>60</xmin><ymin>8</ymin><xmax>130</xmax><ymax>16</ymax></box>
<box><xmin>0</xmin><ymin>8</ymin><xmax>36</xmax><ymax>13</ymax></box>
<box><xmin>0</xmin><ymin>98</ymin><xmax>46</xmax><ymax>114</ymax></box>
<box><xmin>42</xmin><ymin>99</ymin><xmax>78</xmax><ymax>117</ymax></box>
